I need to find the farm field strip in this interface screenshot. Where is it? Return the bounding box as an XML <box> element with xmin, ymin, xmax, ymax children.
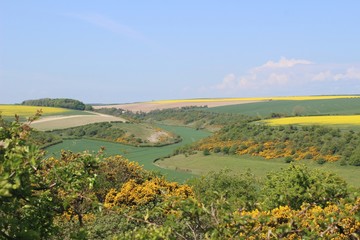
<box><xmin>0</xmin><ymin>104</ymin><xmax>71</xmax><ymax>117</ymax></box>
<box><xmin>31</xmin><ymin>112</ymin><xmax>126</xmax><ymax>131</ymax></box>
<box><xmin>263</xmin><ymin>115</ymin><xmax>360</xmax><ymax>126</ymax></box>
<box><xmin>94</xmin><ymin>95</ymin><xmax>360</xmax><ymax>113</ymax></box>
<box><xmin>93</xmin><ymin>100</ymin><xmax>262</xmax><ymax>113</ymax></box>
<box><xmin>152</xmin><ymin>95</ymin><xmax>360</xmax><ymax>104</ymax></box>
<box><xmin>206</xmin><ymin>98</ymin><xmax>360</xmax><ymax>117</ymax></box>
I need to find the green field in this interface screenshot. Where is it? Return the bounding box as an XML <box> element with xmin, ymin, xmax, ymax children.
<box><xmin>45</xmin><ymin>125</ymin><xmax>211</xmax><ymax>182</ymax></box>
<box><xmin>156</xmin><ymin>152</ymin><xmax>360</xmax><ymax>188</ymax></box>
<box><xmin>205</xmin><ymin>98</ymin><xmax>360</xmax><ymax>117</ymax></box>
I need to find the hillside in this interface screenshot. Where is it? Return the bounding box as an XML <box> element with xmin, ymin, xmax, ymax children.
<box><xmin>93</xmin><ymin>95</ymin><xmax>360</xmax><ymax>113</ymax></box>
<box><xmin>2</xmin><ymin>95</ymin><xmax>360</xmax><ymax>238</ymax></box>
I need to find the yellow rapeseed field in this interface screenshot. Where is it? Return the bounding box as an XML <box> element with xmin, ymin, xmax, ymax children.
<box><xmin>264</xmin><ymin>115</ymin><xmax>360</xmax><ymax>126</ymax></box>
<box><xmin>0</xmin><ymin>105</ymin><xmax>69</xmax><ymax>117</ymax></box>
<box><xmin>152</xmin><ymin>95</ymin><xmax>360</xmax><ymax>104</ymax></box>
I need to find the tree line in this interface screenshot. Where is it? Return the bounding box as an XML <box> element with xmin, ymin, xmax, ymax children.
<box><xmin>21</xmin><ymin>98</ymin><xmax>93</xmax><ymax>111</ymax></box>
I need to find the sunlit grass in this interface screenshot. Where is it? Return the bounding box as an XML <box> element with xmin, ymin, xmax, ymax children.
<box><xmin>264</xmin><ymin>115</ymin><xmax>360</xmax><ymax>126</ymax></box>
<box><xmin>0</xmin><ymin>105</ymin><xmax>70</xmax><ymax>117</ymax></box>
<box><xmin>151</xmin><ymin>95</ymin><xmax>360</xmax><ymax>104</ymax></box>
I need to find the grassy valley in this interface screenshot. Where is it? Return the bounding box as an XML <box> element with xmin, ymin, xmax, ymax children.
<box><xmin>2</xmin><ymin>95</ymin><xmax>360</xmax><ymax>239</ymax></box>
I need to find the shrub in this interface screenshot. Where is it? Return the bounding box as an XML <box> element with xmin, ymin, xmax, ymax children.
<box><xmin>203</xmin><ymin>148</ymin><xmax>210</xmax><ymax>156</ymax></box>
<box><xmin>261</xmin><ymin>165</ymin><xmax>348</xmax><ymax>210</ymax></box>
<box><xmin>284</xmin><ymin>156</ymin><xmax>294</xmax><ymax>163</ymax></box>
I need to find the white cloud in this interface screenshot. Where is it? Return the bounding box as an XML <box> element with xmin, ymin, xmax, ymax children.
<box><xmin>334</xmin><ymin>68</ymin><xmax>360</xmax><ymax>81</ymax></box>
<box><xmin>257</xmin><ymin>56</ymin><xmax>312</xmax><ymax>69</ymax></box>
<box><xmin>312</xmin><ymin>71</ymin><xmax>332</xmax><ymax>81</ymax></box>
<box><xmin>267</xmin><ymin>73</ymin><xmax>289</xmax><ymax>85</ymax></box>
<box><xmin>209</xmin><ymin>57</ymin><xmax>360</xmax><ymax>96</ymax></box>
<box><xmin>215</xmin><ymin>73</ymin><xmax>236</xmax><ymax>90</ymax></box>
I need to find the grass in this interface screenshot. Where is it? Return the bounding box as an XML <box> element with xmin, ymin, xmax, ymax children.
<box><xmin>152</xmin><ymin>95</ymin><xmax>360</xmax><ymax>104</ymax></box>
<box><xmin>156</xmin><ymin>152</ymin><xmax>360</xmax><ymax>188</ymax></box>
<box><xmin>205</xmin><ymin>98</ymin><xmax>360</xmax><ymax>117</ymax></box>
<box><xmin>45</xmin><ymin>125</ymin><xmax>211</xmax><ymax>182</ymax></box>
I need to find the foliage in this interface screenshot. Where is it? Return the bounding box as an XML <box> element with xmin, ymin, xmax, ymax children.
<box><xmin>0</xmin><ymin>113</ymin><xmax>57</xmax><ymax>239</ymax></box>
<box><xmin>236</xmin><ymin>200</ymin><xmax>360</xmax><ymax>239</ymax></box>
<box><xmin>349</xmin><ymin>145</ymin><xmax>360</xmax><ymax>166</ymax></box>
<box><xmin>261</xmin><ymin>164</ymin><xmax>349</xmax><ymax>210</ymax></box>
<box><xmin>43</xmin><ymin>150</ymin><xmax>101</xmax><ymax>227</ymax></box>
<box><xmin>95</xmin><ymin>106</ymin><xmax>257</xmax><ymax>131</ymax></box>
<box><xmin>29</xmin><ymin>130</ymin><xmax>63</xmax><ymax>148</ymax></box>
<box><xmin>104</xmin><ymin>177</ymin><xmax>193</xmax><ymax>208</ymax></box>
<box><xmin>2</xmin><ymin>111</ymin><xmax>360</xmax><ymax>239</ymax></box>
<box><xmin>1</xmin><ymin>114</ymin><xmax>105</xmax><ymax>238</ymax></box>
<box><xmin>94</xmin><ymin>155</ymin><xmax>152</xmax><ymax>202</ymax></box>
<box><xmin>21</xmin><ymin>98</ymin><xmax>89</xmax><ymax>110</ymax></box>
<box><xmin>99</xmin><ymin>185</ymin><xmax>360</xmax><ymax>240</ymax></box>
<box><xmin>46</xmin><ymin>121</ymin><xmax>179</xmax><ymax>147</ymax></box>
<box><xmin>51</xmin><ymin>122</ymin><xmax>126</xmax><ymax>140</ymax></box>
<box><xmin>194</xmin><ymin>122</ymin><xmax>360</xmax><ymax>165</ymax></box>
<box><xmin>189</xmin><ymin>169</ymin><xmax>259</xmax><ymax>210</ymax></box>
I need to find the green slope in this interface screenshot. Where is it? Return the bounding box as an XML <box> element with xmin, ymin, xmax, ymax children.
<box><xmin>205</xmin><ymin>98</ymin><xmax>360</xmax><ymax>117</ymax></box>
<box><xmin>45</xmin><ymin>125</ymin><xmax>211</xmax><ymax>182</ymax></box>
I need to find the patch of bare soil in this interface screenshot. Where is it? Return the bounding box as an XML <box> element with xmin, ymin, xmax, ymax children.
<box><xmin>147</xmin><ymin>131</ymin><xmax>171</xmax><ymax>143</ymax></box>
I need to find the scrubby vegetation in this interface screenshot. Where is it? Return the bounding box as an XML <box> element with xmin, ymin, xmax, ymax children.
<box><xmin>1</xmin><ymin>114</ymin><xmax>359</xmax><ymax>239</ymax></box>
<box><xmin>185</xmin><ymin>122</ymin><xmax>360</xmax><ymax>165</ymax></box>
<box><xmin>21</xmin><ymin>98</ymin><xmax>92</xmax><ymax>111</ymax></box>
<box><xmin>95</xmin><ymin>106</ymin><xmax>257</xmax><ymax>131</ymax></box>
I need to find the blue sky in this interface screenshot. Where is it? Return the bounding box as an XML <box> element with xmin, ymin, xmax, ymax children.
<box><xmin>1</xmin><ymin>1</ymin><xmax>360</xmax><ymax>103</ymax></box>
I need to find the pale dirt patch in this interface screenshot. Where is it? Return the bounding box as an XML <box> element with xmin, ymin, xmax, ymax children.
<box><xmin>147</xmin><ymin>131</ymin><xmax>171</xmax><ymax>143</ymax></box>
<box><xmin>93</xmin><ymin>100</ymin><xmax>263</xmax><ymax>113</ymax></box>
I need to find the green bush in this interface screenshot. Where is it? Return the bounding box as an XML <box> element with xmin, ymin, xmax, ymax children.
<box><xmin>261</xmin><ymin>164</ymin><xmax>348</xmax><ymax>210</ymax></box>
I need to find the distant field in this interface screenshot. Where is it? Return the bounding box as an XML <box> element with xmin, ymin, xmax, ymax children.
<box><xmin>45</xmin><ymin>125</ymin><xmax>211</xmax><ymax>182</ymax></box>
<box><xmin>262</xmin><ymin>115</ymin><xmax>360</xmax><ymax>130</ymax></box>
<box><xmin>94</xmin><ymin>100</ymin><xmax>261</xmax><ymax>113</ymax></box>
<box><xmin>94</xmin><ymin>95</ymin><xmax>360</xmax><ymax>113</ymax></box>
<box><xmin>0</xmin><ymin>105</ymin><xmax>72</xmax><ymax>118</ymax></box>
<box><xmin>206</xmin><ymin>98</ymin><xmax>360</xmax><ymax>117</ymax></box>
<box><xmin>156</xmin><ymin>152</ymin><xmax>360</xmax><ymax>188</ymax></box>
<box><xmin>0</xmin><ymin>105</ymin><xmax>127</xmax><ymax>131</ymax></box>
<box><xmin>31</xmin><ymin>112</ymin><xmax>126</xmax><ymax>131</ymax></box>
<box><xmin>152</xmin><ymin>95</ymin><xmax>360</xmax><ymax>103</ymax></box>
